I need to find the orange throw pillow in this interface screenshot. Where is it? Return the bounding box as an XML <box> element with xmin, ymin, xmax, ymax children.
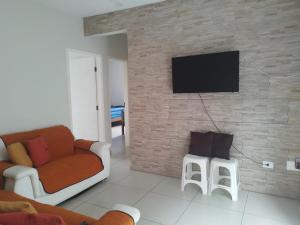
<box><xmin>0</xmin><ymin>212</ymin><xmax>66</xmax><ymax>225</ymax></box>
<box><xmin>0</xmin><ymin>201</ymin><xmax>37</xmax><ymax>214</ymax></box>
<box><xmin>7</xmin><ymin>143</ymin><xmax>33</xmax><ymax>167</ymax></box>
<box><xmin>24</xmin><ymin>137</ymin><xmax>50</xmax><ymax>168</ymax></box>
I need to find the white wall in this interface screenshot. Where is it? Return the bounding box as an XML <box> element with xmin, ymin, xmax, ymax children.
<box><xmin>0</xmin><ymin>0</ymin><xmax>105</xmax><ymax>134</ymax></box>
<box><xmin>109</xmin><ymin>59</ymin><xmax>125</xmax><ymax>106</ymax></box>
<box><xmin>106</xmin><ymin>34</ymin><xmax>128</xmax><ymax>106</ymax></box>
<box><xmin>106</xmin><ymin>34</ymin><xmax>128</xmax><ymax>61</ymax></box>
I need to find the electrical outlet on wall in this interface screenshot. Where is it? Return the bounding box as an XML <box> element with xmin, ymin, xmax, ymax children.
<box><xmin>287</xmin><ymin>160</ymin><xmax>300</xmax><ymax>172</ymax></box>
<box><xmin>296</xmin><ymin>158</ymin><xmax>300</xmax><ymax>169</ymax></box>
<box><xmin>263</xmin><ymin>161</ymin><xmax>274</xmax><ymax>169</ymax></box>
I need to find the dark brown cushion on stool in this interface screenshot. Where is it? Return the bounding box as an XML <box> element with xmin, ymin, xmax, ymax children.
<box><xmin>210</xmin><ymin>132</ymin><xmax>233</xmax><ymax>160</ymax></box>
<box><xmin>189</xmin><ymin>132</ymin><xmax>214</xmax><ymax>157</ymax></box>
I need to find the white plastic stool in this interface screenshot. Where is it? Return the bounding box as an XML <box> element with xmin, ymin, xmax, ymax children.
<box><xmin>181</xmin><ymin>154</ymin><xmax>209</xmax><ymax>195</ymax></box>
<box><xmin>209</xmin><ymin>158</ymin><xmax>239</xmax><ymax>201</ymax></box>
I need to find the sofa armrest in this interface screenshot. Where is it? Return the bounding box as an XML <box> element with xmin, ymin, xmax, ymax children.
<box><xmin>0</xmin><ymin>161</ymin><xmax>15</xmax><ymax>189</ymax></box>
<box><xmin>4</xmin><ymin>165</ymin><xmax>37</xmax><ymax>179</ymax></box>
<box><xmin>74</xmin><ymin>139</ymin><xmax>95</xmax><ymax>151</ymax></box>
<box><xmin>3</xmin><ymin>165</ymin><xmax>41</xmax><ymax>199</ymax></box>
<box><xmin>112</xmin><ymin>204</ymin><xmax>141</xmax><ymax>224</ymax></box>
<box><xmin>90</xmin><ymin>142</ymin><xmax>111</xmax><ymax>175</ymax></box>
<box><xmin>94</xmin><ymin>205</ymin><xmax>140</xmax><ymax>225</ymax></box>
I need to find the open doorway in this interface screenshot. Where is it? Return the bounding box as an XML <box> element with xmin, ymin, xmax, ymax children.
<box><xmin>110</xmin><ymin>58</ymin><xmax>126</xmax><ymax>139</ymax></box>
<box><xmin>106</xmin><ymin>33</ymin><xmax>129</xmax><ymax>156</ymax></box>
<box><xmin>109</xmin><ymin>58</ymin><xmax>128</xmax><ymax>155</ymax></box>
<box><xmin>66</xmin><ymin>34</ymin><xmax>129</xmax><ymax>157</ymax></box>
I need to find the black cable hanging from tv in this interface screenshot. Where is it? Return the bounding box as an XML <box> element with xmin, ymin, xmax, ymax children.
<box><xmin>198</xmin><ymin>93</ymin><xmax>262</xmax><ymax>166</ymax></box>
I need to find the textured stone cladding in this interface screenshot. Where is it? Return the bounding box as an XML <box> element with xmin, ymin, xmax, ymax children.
<box><xmin>84</xmin><ymin>0</ymin><xmax>300</xmax><ymax>199</ymax></box>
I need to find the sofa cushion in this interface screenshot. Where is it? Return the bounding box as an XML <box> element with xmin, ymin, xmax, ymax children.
<box><xmin>0</xmin><ymin>190</ymin><xmax>135</xmax><ymax>225</ymax></box>
<box><xmin>189</xmin><ymin>132</ymin><xmax>214</xmax><ymax>157</ymax></box>
<box><xmin>0</xmin><ymin>201</ymin><xmax>37</xmax><ymax>214</ymax></box>
<box><xmin>7</xmin><ymin>143</ymin><xmax>33</xmax><ymax>167</ymax></box>
<box><xmin>210</xmin><ymin>132</ymin><xmax>233</xmax><ymax>160</ymax></box>
<box><xmin>0</xmin><ymin>212</ymin><xmax>66</xmax><ymax>225</ymax></box>
<box><xmin>0</xmin><ymin>190</ymin><xmax>96</xmax><ymax>225</ymax></box>
<box><xmin>93</xmin><ymin>211</ymin><xmax>134</xmax><ymax>225</ymax></box>
<box><xmin>1</xmin><ymin>126</ymin><xmax>75</xmax><ymax>160</ymax></box>
<box><xmin>24</xmin><ymin>137</ymin><xmax>50</xmax><ymax>167</ymax></box>
<box><xmin>74</xmin><ymin>139</ymin><xmax>96</xmax><ymax>151</ymax></box>
<box><xmin>37</xmin><ymin>152</ymin><xmax>103</xmax><ymax>194</ymax></box>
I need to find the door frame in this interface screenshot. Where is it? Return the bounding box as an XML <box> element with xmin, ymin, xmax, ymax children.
<box><xmin>66</xmin><ymin>48</ymin><xmax>106</xmax><ymax>142</ymax></box>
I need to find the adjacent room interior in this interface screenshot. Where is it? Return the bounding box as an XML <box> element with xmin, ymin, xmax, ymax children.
<box><xmin>0</xmin><ymin>0</ymin><xmax>299</xmax><ymax>225</ymax></box>
<box><xmin>107</xmin><ymin>33</ymin><xmax>129</xmax><ymax>156</ymax></box>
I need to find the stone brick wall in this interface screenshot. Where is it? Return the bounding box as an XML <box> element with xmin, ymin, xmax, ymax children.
<box><xmin>84</xmin><ymin>0</ymin><xmax>300</xmax><ymax>199</ymax></box>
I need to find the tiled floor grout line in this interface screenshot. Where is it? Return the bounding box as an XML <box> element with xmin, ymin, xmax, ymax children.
<box><xmin>64</xmin><ymin>165</ymin><xmax>250</xmax><ymax>225</ymax></box>
<box><xmin>70</xmin><ymin>181</ymin><xmax>113</xmax><ymax>210</ymax></box>
<box><xmin>132</xmin><ymin>177</ymin><xmax>168</xmax><ymax>225</ymax></box>
<box><xmin>133</xmin><ymin>176</ymin><xmax>166</xmax><ymax>207</ymax></box>
<box><xmin>174</xmin><ymin>190</ymin><xmax>199</xmax><ymax>225</ymax></box>
<box><xmin>109</xmin><ymin>173</ymin><xmax>131</xmax><ymax>185</ymax></box>
<box><xmin>71</xmin><ymin>201</ymin><xmax>85</xmax><ymax>211</ymax></box>
<box><xmin>81</xmin><ymin>201</ymin><xmax>111</xmax><ymax>210</ymax></box>
<box><xmin>148</xmin><ymin>190</ymin><xmax>198</xmax><ymax>202</ymax></box>
<box><xmin>108</xmin><ymin>165</ymin><xmax>134</xmax><ymax>184</ymax></box>
<box><xmin>66</xmin><ymin>186</ymin><xmax>298</xmax><ymax>225</ymax></box>
<box><xmin>71</xmin><ymin>201</ymin><xmax>102</xmax><ymax>212</ymax></box>
<box><xmin>239</xmin><ymin>191</ymin><xmax>250</xmax><ymax>225</ymax></box>
<box><xmin>80</xmin><ymin>180</ymin><xmax>151</xmax><ymax>210</ymax></box>
<box><xmin>141</xmin><ymin>218</ymin><xmax>165</xmax><ymax>225</ymax></box>
<box><xmin>62</xmin><ymin>139</ymin><xmax>300</xmax><ymax>225</ymax></box>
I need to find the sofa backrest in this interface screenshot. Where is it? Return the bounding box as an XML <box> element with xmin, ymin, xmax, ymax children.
<box><xmin>0</xmin><ymin>125</ymin><xmax>74</xmax><ymax>160</ymax></box>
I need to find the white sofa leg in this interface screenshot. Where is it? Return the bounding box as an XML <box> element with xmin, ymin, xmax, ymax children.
<box><xmin>5</xmin><ymin>177</ymin><xmax>35</xmax><ymax>199</ymax></box>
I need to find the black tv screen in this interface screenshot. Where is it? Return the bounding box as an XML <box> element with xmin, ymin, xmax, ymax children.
<box><xmin>172</xmin><ymin>51</ymin><xmax>239</xmax><ymax>93</ymax></box>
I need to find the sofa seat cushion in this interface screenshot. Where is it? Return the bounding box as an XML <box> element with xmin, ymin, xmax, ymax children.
<box><xmin>37</xmin><ymin>152</ymin><xmax>103</xmax><ymax>194</ymax></box>
<box><xmin>0</xmin><ymin>190</ymin><xmax>96</xmax><ymax>225</ymax></box>
<box><xmin>74</xmin><ymin>139</ymin><xmax>95</xmax><ymax>151</ymax></box>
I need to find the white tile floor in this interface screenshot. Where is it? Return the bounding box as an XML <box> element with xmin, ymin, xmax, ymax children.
<box><xmin>59</xmin><ymin>136</ymin><xmax>300</xmax><ymax>225</ymax></box>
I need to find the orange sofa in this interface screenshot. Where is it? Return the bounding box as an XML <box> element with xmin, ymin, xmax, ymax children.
<box><xmin>0</xmin><ymin>125</ymin><xmax>111</xmax><ymax>205</ymax></box>
<box><xmin>0</xmin><ymin>190</ymin><xmax>139</xmax><ymax>225</ymax></box>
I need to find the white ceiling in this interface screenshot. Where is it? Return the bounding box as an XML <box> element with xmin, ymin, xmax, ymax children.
<box><xmin>33</xmin><ymin>0</ymin><xmax>166</xmax><ymax>17</ymax></box>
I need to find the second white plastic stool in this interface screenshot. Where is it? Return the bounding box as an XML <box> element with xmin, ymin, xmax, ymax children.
<box><xmin>209</xmin><ymin>157</ymin><xmax>239</xmax><ymax>201</ymax></box>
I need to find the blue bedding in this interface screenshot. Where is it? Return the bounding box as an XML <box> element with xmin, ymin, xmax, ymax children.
<box><xmin>111</xmin><ymin>106</ymin><xmax>124</xmax><ymax>119</ymax></box>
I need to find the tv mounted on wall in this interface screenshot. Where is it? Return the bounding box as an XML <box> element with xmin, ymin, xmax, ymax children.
<box><xmin>172</xmin><ymin>51</ymin><xmax>239</xmax><ymax>93</ymax></box>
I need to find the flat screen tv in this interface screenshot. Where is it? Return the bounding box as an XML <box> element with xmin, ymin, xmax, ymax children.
<box><xmin>172</xmin><ymin>51</ymin><xmax>239</xmax><ymax>93</ymax></box>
